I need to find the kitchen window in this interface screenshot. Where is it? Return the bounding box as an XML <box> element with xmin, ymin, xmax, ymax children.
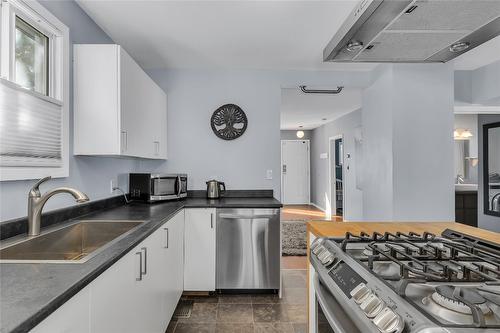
<box><xmin>14</xmin><ymin>16</ymin><xmax>49</xmax><ymax>96</ymax></box>
<box><xmin>0</xmin><ymin>0</ymin><xmax>69</xmax><ymax>181</ymax></box>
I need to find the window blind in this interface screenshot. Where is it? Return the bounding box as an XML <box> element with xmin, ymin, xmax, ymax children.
<box><xmin>0</xmin><ymin>78</ymin><xmax>63</xmax><ymax>167</ymax></box>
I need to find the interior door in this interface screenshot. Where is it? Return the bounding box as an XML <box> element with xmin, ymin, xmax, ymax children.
<box><xmin>281</xmin><ymin>140</ymin><xmax>310</xmax><ymax>204</ymax></box>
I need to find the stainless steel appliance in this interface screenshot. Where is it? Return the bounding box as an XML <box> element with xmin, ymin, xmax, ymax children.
<box><xmin>206</xmin><ymin>179</ymin><xmax>226</xmax><ymax>199</ymax></box>
<box><xmin>310</xmin><ymin>229</ymin><xmax>500</xmax><ymax>333</ymax></box>
<box><xmin>216</xmin><ymin>208</ymin><xmax>280</xmax><ymax>290</ymax></box>
<box><xmin>323</xmin><ymin>0</ymin><xmax>500</xmax><ymax>63</ymax></box>
<box><xmin>129</xmin><ymin>173</ymin><xmax>187</xmax><ymax>202</ymax></box>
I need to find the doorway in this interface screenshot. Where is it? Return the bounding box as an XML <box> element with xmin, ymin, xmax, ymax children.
<box><xmin>281</xmin><ymin>140</ymin><xmax>310</xmax><ymax>204</ymax></box>
<box><xmin>329</xmin><ymin>136</ymin><xmax>344</xmax><ymax>217</ymax></box>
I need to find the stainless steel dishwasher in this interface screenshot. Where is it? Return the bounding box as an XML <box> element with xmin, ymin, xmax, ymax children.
<box><xmin>216</xmin><ymin>208</ymin><xmax>280</xmax><ymax>290</ymax></box>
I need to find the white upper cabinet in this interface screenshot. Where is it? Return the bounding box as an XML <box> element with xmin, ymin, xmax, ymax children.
<box><xmin>73</xmin><ymin>44</ymin><xmax>167</xmax><ymax>159</ymax></box>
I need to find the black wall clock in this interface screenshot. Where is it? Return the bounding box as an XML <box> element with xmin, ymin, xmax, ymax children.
<box><xmin>210</xmin><ymin>104</ymin><xmax>248</xmax><ymax>140</ymax></box>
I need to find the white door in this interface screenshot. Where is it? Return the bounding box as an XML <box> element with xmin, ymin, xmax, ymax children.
<box><xmin>184</xmin><ymin>208</ymin><xmax>216</xmax><ymax>291</ymax></box>
<box><xmin>281</xmin><ymin>140</ymin><xmax>310</xmax><ymax>204</ymax></box>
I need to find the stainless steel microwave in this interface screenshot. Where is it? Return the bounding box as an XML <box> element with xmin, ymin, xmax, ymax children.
<box><xmin>129</xmin><ymin>173</ymin><xmax>187</xmax><ymax>202</ymax></box>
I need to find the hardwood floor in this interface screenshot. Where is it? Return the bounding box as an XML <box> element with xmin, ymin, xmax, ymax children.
<box><xmin>282</xmin><ymin>256</ymin><xmax>307</xmax><ymax>270</ymax></box>
<box><xmin>281</xmin><ymin>205</ymin><xmax>342</xmax><ymax>222</ymax></box>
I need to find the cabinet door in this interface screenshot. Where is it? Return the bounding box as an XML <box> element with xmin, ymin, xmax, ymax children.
<box><xmin>138</xmin><ymin>229</ymin><xmax>167</xmax><ymax>333</ymax></box>
<box><xmin>90</xmin><ymin>246</ymin><xmax>140</xmax><ymax>333</ymax></box>
<box><xmin>119</xmin><ymin>47</ymin><xmax>152</xmax><ymax>158</ymax></box>
<box><xmin>120</xmin><ymin>47</ymin><xmax>166</xmax><ymax>159</ymax></box>
<box><xmin>184</xmin><ymin>208</ymin><xmax>216</xmax><ymax>291</ymax></box>
<box><xmin>163</xmin><ymin>210</ymin><xmax>184</xmax><ymax>323</ymax></box>
<box><xmin>30</xmin><ymin>287</ymin><xmax>90</xmax><ymax>333</ymax></box>
<box><xmin>150</xmin><ymin>85</ymin><xmax>167</xmax><ymax>159</ymax></box>
<box><xmin>73</xmin><ymin>44</ymin><xmax>121</xmax><ymax>155</ymax></box>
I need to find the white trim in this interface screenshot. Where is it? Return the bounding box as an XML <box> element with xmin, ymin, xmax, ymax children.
<box><xmin>0</xmin><ymin>0</ymin><xmax>69</xmax><ymax>181</ymax></box>
<box><xmin>328</xmin><ymin>135</ymin><xmax>344</xmax><ymax>219</ymax></box>
<box><xmin>309</xmin><ymin>202</ymin><xmax>326</xmax><ymax>212</ymax></box>
<box><xmin>280</xmin><ymin>139</ymin><xmax>310</xmax><ymax>204</ymax></box>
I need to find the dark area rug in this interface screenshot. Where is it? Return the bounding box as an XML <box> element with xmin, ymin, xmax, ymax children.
<box><xmin>281</xmin><ymin>220</ymin><xmax>307</xmax><ymax>256</ymax></box>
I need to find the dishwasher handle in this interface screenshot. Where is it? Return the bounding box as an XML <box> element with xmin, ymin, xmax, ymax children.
<box><xmin>218</xmin><ymin>214</ymin><xmax>277</xmax><ymax>219</ymax></box>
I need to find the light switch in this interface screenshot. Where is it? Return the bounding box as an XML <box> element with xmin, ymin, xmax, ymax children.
<box><xmin>266</xmin><ymin>169</ymin><xmax>273</xmax><ymax>180</ymax></box>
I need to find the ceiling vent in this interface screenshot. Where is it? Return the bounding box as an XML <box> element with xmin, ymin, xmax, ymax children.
<box><xmin>323</xmin><ymin>0</ymin><xmax>500</xmax><ymax>63</ymax></box>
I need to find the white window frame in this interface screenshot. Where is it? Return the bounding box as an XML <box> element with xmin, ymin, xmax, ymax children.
<box><xmin>0</xmin><ymin>0</ymin><xmax>69</xmax><ymax>181</ymax></box>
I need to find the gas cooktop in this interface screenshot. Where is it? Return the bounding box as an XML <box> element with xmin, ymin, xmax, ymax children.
<box><xmin>310</xmin><ymin>229</ymin><xmax>500</xmax><ymax>332</ymax></box>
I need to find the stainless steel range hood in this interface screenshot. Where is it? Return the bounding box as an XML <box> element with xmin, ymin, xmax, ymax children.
<box><xmin>324</xmin><ymin>0</ymin><xmax>500</xmax><ymax>63</ymax></box>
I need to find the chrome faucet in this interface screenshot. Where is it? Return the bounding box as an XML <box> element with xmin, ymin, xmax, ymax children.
<box><xmin>28</xmin><ymin>176</ymin><xmax>89</xmax><ymax>236</ymax></box>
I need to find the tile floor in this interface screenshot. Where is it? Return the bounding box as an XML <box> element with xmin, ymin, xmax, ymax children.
<box><xmin>166</xmin><ymin>269</ymin><xmax>308</xmax><ymax>333</ymax></box>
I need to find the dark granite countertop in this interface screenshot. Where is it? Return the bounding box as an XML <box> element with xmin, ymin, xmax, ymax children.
<box><xmin>0</xmin><ymin>197</ymin><xmax>282</xmax><ymax>333</ymax></box>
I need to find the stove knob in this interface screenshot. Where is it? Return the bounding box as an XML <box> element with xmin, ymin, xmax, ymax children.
<box><xmin>359</xmin><ymin>293</ymin><xmax>385</xmax><ymax>318</ymax></box>
<box><xmin>372</xmin><ymin>307</ymin><xmax>404</xmax><ymax>333</ymax></box>
<box><xmin>320</xmin><ymin>253</ymin><xmax>335</xmax><ymax>266</ymax></box>
<box><xmin>310</xmin><ymin>238</ymin><xmax>324</xmax><ymax>252</ymax></box>
<box><xmin>317</xmin><ymin>250</ymin><xmax>331</xmax><ymax>262</ymax></box>
<box><xmin>312</xmin><ymin>244</ymin><xmax>325</xmax><ymax>256</ymax></box>
<box><xmin>350</xmin><ymin>283</ymin><xmax>371</xmax><ymax>304</ymax></box>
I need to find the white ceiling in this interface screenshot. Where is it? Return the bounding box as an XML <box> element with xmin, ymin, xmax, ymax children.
<box><xmin>76</xmin><ymin>0</ymin><xmax>378</xmax><ymax>71</ymax></box>
<box><xmin>280</xmin><ymin>87</ymin><xmax>362</xmax><ymax>130</ymax></box>
<box><xmin>453</xmin><ymin>35</ymin><xmax>500</xmax><ymax>70</ymax></box>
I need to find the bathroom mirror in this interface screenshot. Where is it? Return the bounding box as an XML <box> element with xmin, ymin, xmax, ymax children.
<box><xmin>483</xmin><ymin>122</ymin><xmax>500</xmax><ymax>216</ymax></box>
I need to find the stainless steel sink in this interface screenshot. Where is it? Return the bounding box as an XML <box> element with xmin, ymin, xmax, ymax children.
<box><xmin>0</xmin><ymin>220</ymin><xmax>144</xmax><ymax>263</ymax></box>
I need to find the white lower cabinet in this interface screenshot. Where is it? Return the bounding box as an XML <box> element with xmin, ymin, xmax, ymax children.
<box><xmin>30</xmin><ymin>287</ymin><xmax>91</xmax><ymax>333</ymax></box>
<box><xmin>30</xmin><ymin>210</ymin><xmax>185</xmax><ymax>333</ymax></box>
<box><xmin>162</xmin><ymin>210</ymin><xmax>185</xmax><ymax>326</ymax></box>
<box><xmin>184</xmin><ymin>208</ymin><xmax>216</xmax><ymax>291</ymax></box>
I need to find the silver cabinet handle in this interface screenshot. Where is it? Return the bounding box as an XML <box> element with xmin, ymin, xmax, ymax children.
<box><xmin>218</xmin><ymin>214</ymin><xmax>276</xmax><ymax>219</ymax></box>
<box><xmin>154</xmin><ymin>141</ymin><xmax>159</xmax><ymax>156</ymax></box>
<box><xmin>164</xmin><ymin>227</ymin><xmax>169</xmax><ymax>249</ymax></box>
<box><xmin>135</xmin><ymin>252</ymin><xmax>142</xmax><ymax>281</ymax></box>
<box><xmin>141</xmin><ymin>247</ymin><xmax>147</xmax><ymax>275</ymax></box>
<box><xmin>210</xmin><ymin>213</ymin><xmax>214</xmax><ymax>229</ymax></box>
<box><xmin>121</xmin><ymin>130</ymin><xmax>128</xmax><ymax>152</ymax></box>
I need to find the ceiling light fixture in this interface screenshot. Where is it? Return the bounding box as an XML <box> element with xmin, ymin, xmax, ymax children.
<box><xmin>450</xmin><ymin>42</ymin><xmax>470</xmax><ymax>53</ymax></box>
<box><xmin>454</xmin><ymin>128</ymin><xmax>473</xmax><ymax>140</ymax></box>
<box><xmin>296</xmin><ymin>130</ymin><xmax>305</xmax><ymax>139</ymax></box>
<box><xmin>346</xmin><ymin>40</ymin><xmax>363</xmax><ymax>52</ymax></box>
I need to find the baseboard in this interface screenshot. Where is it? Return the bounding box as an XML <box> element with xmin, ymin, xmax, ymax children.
<box><xmin>309</xmin><ymin>202</ymin><xmax>326</xmax><ymax>212</ymax></box>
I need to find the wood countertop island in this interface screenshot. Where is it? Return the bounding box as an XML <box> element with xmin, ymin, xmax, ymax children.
<box><xmin>305</xmin><ymin>221</ymin><xmax>499</xmax><ymax>331</ymax></box>
<box><xmin>307</xmin><ymin>221</ymin><xmax>500</xmax><ymax>243</ymax></box>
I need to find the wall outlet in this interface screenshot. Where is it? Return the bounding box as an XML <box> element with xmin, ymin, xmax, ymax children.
<box><xmin>110</xmin><ymin>179</ymin><xmax>117</xmax><ymax>194</ymax></box>
<box><xmin>266</xmin><ymin>169</ymin><xmax>273</xmax><ymax>180</ymax></box>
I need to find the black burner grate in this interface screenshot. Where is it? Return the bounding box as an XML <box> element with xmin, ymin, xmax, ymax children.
<box><xmin>339</xmin><ymin>229</ymin><xmax>500</xmax><ymax>284</ymax></box>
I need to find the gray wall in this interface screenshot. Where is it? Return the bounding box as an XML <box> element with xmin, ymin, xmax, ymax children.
<box><xmin>455</xmin><ymin>60</ymin><xmax>500</xmax><ymax>104</ymax></box>
<box><xmin>280</xmin><ymin>130</ymin><xmax>312</xmax><ymax>140</ymax></box>
<box><xmin>310</xmin><ymin>110</ymin><xmax>363</xmax><ymax>220</ymax></box>
<box><xmin>362</xmin><ymin>64</ymin><xmax>455</xmax><ymax>221</ymax></box>
<box><xmin>139</xmin><ymin>69</ymin><xmax>373</xmax><ymax>199</ymax></box>
<box><xmin>478</xmin><ymin>114</ymin><xmax>500</xmax><ymax>232</ymax></box>
<box><xmin>0</xmin><ymin>1</ymin><xmax>143</xmax><ymax>221</ymax></box>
